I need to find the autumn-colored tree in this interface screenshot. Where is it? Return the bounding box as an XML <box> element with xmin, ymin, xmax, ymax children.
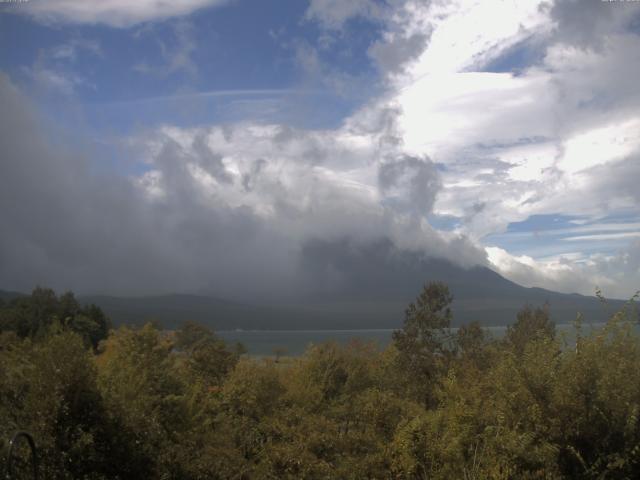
<box><xmin>175</xmin><ymin>320</ymin><xmax>239</xmax><ymax>387</ymax></box>
<box><xmin>96</xmin><ymin>324</ymin><xmax>187</xmax><ymax>477</ymax></box>
<box><xmin>2</xmin><ymin>285</ymin><xmax>640</xmax><ymax>479</ymax></box>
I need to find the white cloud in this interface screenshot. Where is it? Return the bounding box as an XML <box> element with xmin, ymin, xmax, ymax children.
<box><xmin>305</xmin><ymin>0</ymin><xmax>385</xmax><ymax>30</ymax></box>
<box><xmin>563</xmin><ymin>232</ymin><xmax>640</xmax><ymax>243</ymax></box>
<box><xmin>371</xmin><ymin>1</ymin><xmax>638</xmax><ymax>236</ymax></box>
<box><xmin>133</xmin><ymin>20</ymin><xmax>198</xmax><ymax>77</ymax></box>
<box><xmin>22</xmin><ymin>37</ymin><xmax>102</xmax><ymax>95</ymax></box>
<box><xmin>486</xmin><ymin>246</ymin><xmax>613</xmax><ymax>296</ymax></box>
<box><xmin>293</xmin><ymin>0</ymin><xmax>640</xmax><ymax>300</ymax></box>
<box><xmin>134</xmin><ymin>120</ymin><xmax>486</xmax><ymax>267</ymax></box>
<box><xmin>25</xmin><ymin>67</ymin><xmax>85</xmax><ymax>95</ymax></box>
<box><xmin>557</xmin><ymin>116</ymin><xmax>640</xmax><ymax>174</ymax></box>
<box><xmin>24</xmin><ymin>0</ymin><xmax>228</xmax><ymax>27</ymax></box>
<box><xmin>50</xmin><ymin>38</ymin><xmax>102</xmax><ymax>60</ymax></box>
<box><xmin>343</xmin><ymin>0</ymin><xmax>640</xmax><ymax>296</ymax></box>
<box><xmin>403</xmin><ymin>0</ymin><xmax>550</xmax><ymax>78</ymax></box>
<box><xmin>487</xmin><ymin>243</ymin><xmax>640</xmax><ymax>299</ymax></box>
<box><xmin>396</xmin><ymin>71</ymin><xmax>555</xmax><ymax>159</ymax></box>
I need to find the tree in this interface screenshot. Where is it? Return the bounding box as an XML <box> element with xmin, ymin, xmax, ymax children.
<box><xmin>0</xmin><ymin>329</ymin><xmax>141</xmax><ymax>479</ymax></box>
<box><xmin>79</xmin><ymin>303</ymin><xmax>111</xmax><ymax>350</ymax></box>
<box><xmin>455</xmin><ymin>320</ymin><xmax>491</xmax><ymax>372</ymax></box>
<box><xmin>506</xmin><ymin>304</ymin><xmax>555</xmax><ymax>355</ymax></box>
<box><xmin>0</xmin><ymin>288</ymin><xmax>111</xmax><ymax>349</ymax></box>
<box><xmin>3</xmin><ymin>287</ymin><xmax>58</xmax><ymax>338</ymax></box>
<box><xmin>175</xmin><ymin>320</ymin><xmax>216</xmax><ymax>351</ymax></box>
<box><xmin>175</xmin><ymin>321</ymin><xmax>239</xmax><ymax>386</ymax></box>
<box><xmin>96</xmin><ymin>323</ymin><xmax>188</xmax><ymax>478</ymax></box>
<box><xmin>392</xmin><ymin>281</ymin><xmax>454</xmax><ymax>408</ymax></box>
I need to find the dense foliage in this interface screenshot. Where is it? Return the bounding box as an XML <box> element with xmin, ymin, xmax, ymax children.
<box><xmin>1</xmin><ymin>285</ymin><xmax>639</xmax><ymax>479</ymax></box>
<box><xmin>0</xmin><ymin>287</ymin><xmax>110</xmax><ymax>349</ymax></box>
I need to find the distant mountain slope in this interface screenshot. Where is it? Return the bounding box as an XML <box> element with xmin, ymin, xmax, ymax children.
<box><xmin>0</xmin><ymin>289</ymin><xmax>26</xmax><ymax>302</ymax></box>
<box><xmin>77</xmin><ymin>257</ymin><xmax>632</xmax><ymax>330</ymax></box>
<box><xmin>5</xmin><ymin>239</ymin><xmax>634</xmax><ymax>330</ymax></box>
<box><xmin>78</xmin><ymin>294</ymin><xmax>299</xmax><ymax>330</ymax></box>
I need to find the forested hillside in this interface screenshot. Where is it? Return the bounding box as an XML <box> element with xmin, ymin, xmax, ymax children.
<box><xmin>1</xmin><ymin>285</ymin><xmax>640</xmax><ymax>479</ymax></box>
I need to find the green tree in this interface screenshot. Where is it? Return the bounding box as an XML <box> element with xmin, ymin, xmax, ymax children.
<box><xmin>392</xmin><ymin>281</ymin><xmax>454</xmax><ymax>408</ymax></box>
<box><xmin>506</xmin><ymin>304</ymin><xmax>555</xmax><ymax>355</ymax></box>
<box><xmin>0</xmin><ymin>288</ymin><xmax>110</xmax><ymax>349</ymax></box>
<box><xmin>175</xmin><ymin>320</ymin><xmax>239</xmax><ymax>386</ymax></box>
<box><xmin>96</xmin><ymin>324</ymin><xmax>187</xmax><ymax>478</ymax></box>
<box><xmin>1</xmin><ymin>329</ymin><xmax>142</xmax><ymax>479</ymax></box>
<box><xmin>454</xmin><ymin>320</ymin><xmax>493</xmax><ymax>372</ymax></box>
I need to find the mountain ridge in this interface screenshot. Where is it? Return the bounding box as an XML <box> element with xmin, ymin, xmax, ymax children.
<box><xmin>2</xmin><ymin>256</ymin><xmax>633</xmax><ymax>330</ymax></box>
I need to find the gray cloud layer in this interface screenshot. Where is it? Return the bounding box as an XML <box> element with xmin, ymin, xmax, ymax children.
<box><xmin>0</xmin><ymin>74</ymin><xmax>485</xmax><ymax>299</ymax></box>
<box><xmin>550</xmin><ymin>0</ymin><xmax>640</xmax><ymax>51</ymax></box>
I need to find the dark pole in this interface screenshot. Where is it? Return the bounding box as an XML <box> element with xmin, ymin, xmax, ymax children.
<box><xmin>6</xmin><ymin>431</ymin><xmax>38</xmax><ymax>480</ymax></box>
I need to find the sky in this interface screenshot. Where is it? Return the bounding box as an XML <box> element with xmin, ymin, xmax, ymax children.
<box><xmin>0</xmin><ymin>0</ymin><xmax>639</xmax><ymax>300</ymax></box>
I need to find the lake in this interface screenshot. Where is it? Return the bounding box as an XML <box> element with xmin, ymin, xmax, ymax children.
<box><xmin>217</xmin><ymin>322</ymin><xmax>624</xmax><ymax>356</ymax></box>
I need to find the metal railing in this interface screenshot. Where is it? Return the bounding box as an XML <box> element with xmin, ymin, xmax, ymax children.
<box><xmin>5</xmin><ymin>432</ymin><xmax>38</xmax><ymax>480</ymax></box>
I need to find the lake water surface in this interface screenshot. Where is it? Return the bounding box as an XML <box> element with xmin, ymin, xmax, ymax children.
<box><xmin>218</xmin><ymin>322</ymin><xmax>625</xmax><ymax>356</ymax></box>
